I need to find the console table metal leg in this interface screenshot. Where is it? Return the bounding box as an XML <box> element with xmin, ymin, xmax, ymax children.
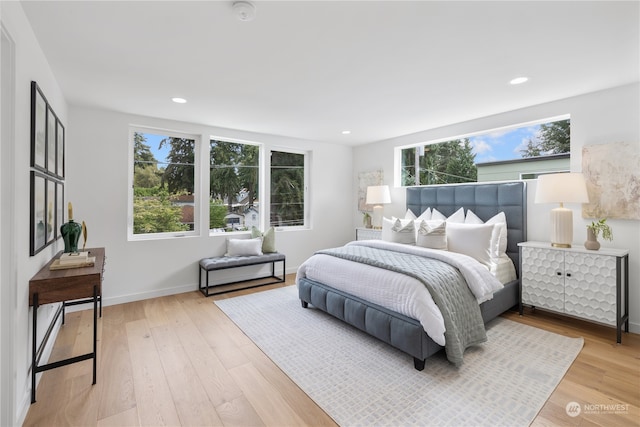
<box><xmin>31</xmin><ymin>292</ymin><xmax>38</xmax><ymax>403</ymax></box>
<box><xmin>93</xmin><ymin>284</ymin><xmax>97</xmax><ymax>385</ymax></box>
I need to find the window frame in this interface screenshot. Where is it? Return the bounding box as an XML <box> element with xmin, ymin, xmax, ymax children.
<box><xmin>128</xmin><ymin>126</ymin><xmax>200</xmax><ymax>241</ymax></box>
<box><xmin>208</xmin><ymin>136</ymin><xmax>263</xmax><ymax>235</ymax></box>
<box><xmin>394</xmin><ymin>115</ymin><xmax>570</xmax><ymax>187</ymax></box>
<box><xmin>268</xmin><ymin>147</ymin><xmax>310</xmax><ymax>231</ymax></box>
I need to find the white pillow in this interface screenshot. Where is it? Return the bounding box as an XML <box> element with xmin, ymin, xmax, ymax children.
<box><xmin>431</xmin><ymin>208</ymin><xmax>447</xmax><ymax>221</ymax></box>
<box><xmin>416</xmin><ymin>208</ymin><xmax>432</xmax><ymax>221</ymax></box>
<box><xmin>381</xmin><ymin>217</ymin><xmax>416</xmax><ymax>244</ymax></box>
<box><xmin>465</xmin><ymin>210</ymin><xmax>508</xmax><ymax>259</ymax></box>
<box><xmin>405</xmin><ymin>208</ymin><xmax>432</xmax><ymax>221</ymax></box>
<box><xmin>226</xmin><ymin>237</ymin><xmax>263</xmax><ymax>256</ymax></box>
<box><xmin>446</xmin><ymin>222</ymin><xmax>495</xmax><ymax>267</ymax></box>
<box><xmin>416</xmin><ymin>220</ymin><xmax>447</xmax><ymax>250</ymax></box>
<box><xmin>446</xmin><ymin>207</ymin><xmax>466</xmax><ymax>223</ymax></box>
<box><xmin>431</xmin><ymin>207</ymin><xmax>465</xmax><ymax>222</ymax></box>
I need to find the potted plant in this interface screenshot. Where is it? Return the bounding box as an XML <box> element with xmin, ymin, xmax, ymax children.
<box><xmin>362</xmin><ymin>212</ymin><xmax>372</xmax><ymax>229</ymax></box>
<box><xmin>585</xmin><ymin>218</ymin><xmax>612</xmax><ymax>250</ymax></box>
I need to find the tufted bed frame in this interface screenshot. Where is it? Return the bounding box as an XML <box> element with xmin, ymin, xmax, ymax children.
<box><xmin>298</xmin><ymin>181</ymin><xmax>527</xmax><ymax>370</ymax></box>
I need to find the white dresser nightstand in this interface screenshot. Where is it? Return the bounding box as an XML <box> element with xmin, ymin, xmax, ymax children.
<box><xmin>355</xmin><ymin>227</ymin><xmax>382</xmax><ymax>241</ymax></box>
<box><xmin>518</xmin><ymin>241</ymin><xmax>629</xmax><ymax>343</ymax></box>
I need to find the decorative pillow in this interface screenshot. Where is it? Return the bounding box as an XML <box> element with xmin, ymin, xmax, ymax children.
<box><xmin>431</xmin><ymin>208</ymin><xmax>447</xmax><ymax>221</ymax></box>
<box><xmin>417</xmin><ymin>208</ymin><xmax>432</xmax><ymax>221</ymax></box>
<box><xmin>431</xmin><ymin>207</ymin><xmax>465</xmax><ymax>222</ymax></box>
<box><xmin>465</xmin><ymin>210</ymin><xmax>507</xmax><ymax>259</ymax></box>
<box><xmin>251</xmin><ymin>226</ymin><xmax>276</xmax><ymax>253</ymax></box>
<box><xmin>226</xmin><ymin>237</ymin><xmax>263</xmax><ymax>256</ymax></box>
<box><xmin>446</xmin><ymin>222</ymin><xmax>495</xmax><ymax>267</ymax></box>
<box><xmin>381</xmin><ymin>217</ymin><xmax>416</xmax><ymax>244</ymax></box>
<box><xmin>404</xmin><ymin>209</ymin><xmax>417</xmax><ymax>220</ymax></box>
<box><xmin>416</xmin><ymin>220</ymin><xmax>447</xmax><ymax>250</ymax></box>
<box><xmin>446</xmin><ymin>207</ymin><xmax>465</xmax><ymax>223</ymax></box>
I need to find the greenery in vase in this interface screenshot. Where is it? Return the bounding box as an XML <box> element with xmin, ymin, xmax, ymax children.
<box><xmin>362</xmin><ymin>212</ymin><xmax>371</xmax><ymax>226</ymax></box>
<box><xmin>587</xmin><ymin>218</ymin><xmax>613</xmax><ymax>241</ymax></box>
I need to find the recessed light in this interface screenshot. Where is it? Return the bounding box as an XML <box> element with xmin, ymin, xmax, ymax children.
<box><xmin>509</xmin><ymin>77</ymin><xmax>529</xmax><ymax>85</ymax></box>
<box><xmin>342</xmin><ymin>130</ymin><xmax>351</xmax><ymax>135</ymax></box>
<box><xmin>171</xmin><ymin>97</ymin><xmax>187</xmax><ymax>104</ymax></box>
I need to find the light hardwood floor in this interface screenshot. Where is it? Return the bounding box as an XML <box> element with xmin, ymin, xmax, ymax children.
<box><xmin>24</xmin><ymin>274</ymin><xmax>639</xmax><ymax>426</ymax></box>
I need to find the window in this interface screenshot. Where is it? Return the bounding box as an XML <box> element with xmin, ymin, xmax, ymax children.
<box><xmin>209</xmin><ymin>139</ymin><xmax>260</xmax><ymax>232</ymax></box>
<box><xmin>270</xmin><ymin>150</ymin><xmax>307</xmax><ymax>228</ymax></box>
<box><xmin>130</xmin><ymin>128</ymin><xmax>309</xmax><ymax>238</ymax></box>
<box><xmin>130</xmin><ymin>129</ymin><xmax>197</xmax><ymax>237</ymax></box>
<box><xmin>397</xmin><ymin>116</ymin><xmax>570</xmax><ymax>186</ymax></box>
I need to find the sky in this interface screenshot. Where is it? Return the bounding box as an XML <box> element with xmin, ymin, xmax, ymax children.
<box><xmin>143</xmin><ymin>132</ymin><xmax>172</xmax><ymax>167</ymax></box>
<box><xmin>142</xmin><ymin>123</ymin><xmax>543</xmax><ymax>167</ymax></box>
<box><xmin>469</xmin><ymin>124</ymin><xmax>541</xmax><ymax>164</ymax></box>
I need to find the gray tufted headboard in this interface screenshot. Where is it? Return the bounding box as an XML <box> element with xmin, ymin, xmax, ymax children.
<box><xmin>406</xmin><ymin>181</ymin><xmax>527</xmax><ymax>277</ymax></box>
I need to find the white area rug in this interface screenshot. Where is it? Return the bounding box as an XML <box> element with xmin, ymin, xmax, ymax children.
<box><xmin>215</xmin><ymin>286</ymin><xmax>583</xmax><ymax>427</ymax></box>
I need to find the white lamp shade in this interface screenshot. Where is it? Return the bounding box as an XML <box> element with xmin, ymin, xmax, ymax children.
<box><xmin>535</xmin><ymin>173</ymin><xmax>589</xmax><ymax>204</ymax></box>
<box><xmin>535</xmin><ymin>172</ymin><xmax>589</xmax><ymax>248</ymax></box>
<box><xmin>366</xmin><ymin>185</ymin><xmax>391</xmax><ymax>205</ymax></box>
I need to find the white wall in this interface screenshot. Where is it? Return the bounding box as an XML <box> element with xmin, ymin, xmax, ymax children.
<box><xmin>66</xmin><ymin>106</ymin><xmax>353</xmax><ymax>305</ymax></box>
<box><xmin>353</xmin><ymin>83</ymin><xmax>640</xmax><ymax>334</ymax></box>
<box><xmin>1</xmin><ymin>2</ymin><xmax>69</xmax><ymax>424</ymax></box>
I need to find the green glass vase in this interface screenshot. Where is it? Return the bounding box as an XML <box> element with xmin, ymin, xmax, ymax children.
<box><xmin>61</xmin><ymin>220</ymin><xmax>82</xmax><ymax>253</ymax></box>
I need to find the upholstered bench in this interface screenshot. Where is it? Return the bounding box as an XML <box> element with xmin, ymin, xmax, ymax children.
<box><xmin>198</xmin><ymin>252</ymin><xmax>286</xmax><ymax>297</ymax></box>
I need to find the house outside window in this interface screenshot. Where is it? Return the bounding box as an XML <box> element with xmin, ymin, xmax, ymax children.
<box><xmin>209</xmin><ymin>139</ymin><xmax>260</xmax><ymax>233</ymax></box>
<box><xmin>129</xmin><ymin>128</ymin><xmax>197</xmax><ymax>238</ymax></box>
<box><xmin>129</xmin><ymin>129</ymin><xmax>309</xmax><ymax>238</ymax></box>
<box><xmin>397</xmin><ymin>116</ymin><xmax>570</xmax><ymax>186</ymax></box>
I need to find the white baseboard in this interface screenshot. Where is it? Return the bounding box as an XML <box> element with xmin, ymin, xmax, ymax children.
<box><xmin>64</xmin><ymin>267</ymin><xmax>297</xmax><ymax>312</ymax></box>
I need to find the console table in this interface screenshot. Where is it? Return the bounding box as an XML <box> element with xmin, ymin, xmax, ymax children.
<box><xmin>29</xmin><ymin>247</ymin><xmax>105</xmax><ymax>403</ymax></box>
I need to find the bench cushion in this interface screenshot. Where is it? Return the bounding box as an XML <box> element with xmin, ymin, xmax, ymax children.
<box><xmin>200</xmin><ymin>252</ymin><xmax>285</xmax><ymax>271</ymax></box>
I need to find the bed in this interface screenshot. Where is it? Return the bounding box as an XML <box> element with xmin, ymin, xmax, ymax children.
<box><xmin>296</xmin><ymin>181</ymin><xmax>527</xmax><ymax>370</ymax></box>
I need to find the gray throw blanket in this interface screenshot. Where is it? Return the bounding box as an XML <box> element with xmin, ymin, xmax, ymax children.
<box><xmin>317</xmin><ymin>245</ymin><xmax>487</xmax><ymax>366</ymax></box>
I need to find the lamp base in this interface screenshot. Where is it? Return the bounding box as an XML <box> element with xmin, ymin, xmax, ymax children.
<box><xmin>371</xmin><ymin>205</ymin><xmax>384</xmax><ymax>229</ymax></box>
<box><xmin>550</xmin><ymin>206</ymin><xmax>574</xmax><ymax>248</ymax></box>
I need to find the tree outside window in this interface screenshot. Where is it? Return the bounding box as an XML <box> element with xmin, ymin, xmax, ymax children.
<box><xmin>209</xmin><ymin>139</ymin><xmax>259</xmax><ymax>232</ymax></box>
<box><xmin>132</xmin><ymin>131</ymin><xmax>195</xmax><ymax>235</ymax></box>
<box><xmin>270</xmin><ymin>151</ymin><xmax>305</xmax><ymax>227</ymax></box>
<box><xmin>400</xmin><ymin>118</ymin><xmax>570</xmax><ymax>186</ymax></box>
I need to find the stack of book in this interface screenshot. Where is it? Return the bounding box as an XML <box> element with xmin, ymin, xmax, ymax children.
<box><xmin>50</xmin><ymin>251</ymin><xmax>96</xmax><ymax>270</ymax></box>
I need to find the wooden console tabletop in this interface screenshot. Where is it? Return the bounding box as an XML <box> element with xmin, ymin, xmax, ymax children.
<box><xmin>29</xmin><ymin>247</ymin><xmax>105</xmax><ymax>403</ymax></box>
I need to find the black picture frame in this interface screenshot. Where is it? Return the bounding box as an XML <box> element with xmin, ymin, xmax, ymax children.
<box><xmin>56</xmin><ymin>181</ymin><xmax>64</xmax><ymax>240</ymax></box>
<box><xmin>30</xmin><ymin>81</ymin><xmax>66</xmax><ymax>256</ymax></box>
<box><xmin>56</xmin><ymin>119</ymin><xmax>65</xmax><ymax>178</ymax></box>
<box><xmin>30</xmin><ymin>171</ymin><xmax>47</xmax><ymax>255</ymax></box>
<box><xmin>46</xmin><ymin>179</ymin><xmax>56</xmax><ymax>245</ymax></box>
<box><xmin>31</xmin><ymin>82</ymin><xmax>47</xmax><ymax>173</ymax></box>
<box><xmin>46</xmin><ymin>106</ymin><xmax>57</xmax><ymax>176</ymax></box>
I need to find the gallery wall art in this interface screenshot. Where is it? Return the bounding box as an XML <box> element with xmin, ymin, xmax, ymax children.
<box><xmin>30</xmin><ymin>81</ymin><xmax>65</xmax><ymax>255</ymax></box>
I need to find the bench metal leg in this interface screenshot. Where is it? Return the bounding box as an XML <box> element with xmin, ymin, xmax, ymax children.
<box><xmin>198</xmin><ymin>258</ymin><xmax>286</xmax><ymax>297</ymax></box>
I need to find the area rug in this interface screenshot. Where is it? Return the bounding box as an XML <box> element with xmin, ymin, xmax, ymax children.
<box><xmin>215</xmin><ymin>286</ymin><xmax>583</xmax><ymax>427</ymax></box>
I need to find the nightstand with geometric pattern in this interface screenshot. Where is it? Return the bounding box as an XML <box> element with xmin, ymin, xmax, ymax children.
<box><xmin>518</xmin><ymin>241</ymin><xmax>629</xmax><ymax>343</ymax></box>
<box><xmin>355</xmin><ymin>227</ymin><xmax>382</xmax><ymax>241</ymax></box>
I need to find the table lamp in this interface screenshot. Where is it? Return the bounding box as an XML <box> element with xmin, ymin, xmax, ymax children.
<box><xmin>534</xmin><ymin>172</ymin><xmax>589</xmax><ymax>248</ymax></box>
<box><xmin>366</xmin><ymin>185</ymin><xmax>391</xmax><ymax>229</ymax></box>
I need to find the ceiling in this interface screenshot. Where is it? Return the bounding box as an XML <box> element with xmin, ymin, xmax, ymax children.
<box><xmin>21</xmin><ymin>1</ymin><xmax>639</xmax><ymax>146</ymax></box>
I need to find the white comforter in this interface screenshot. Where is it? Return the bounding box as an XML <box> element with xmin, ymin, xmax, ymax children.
<box><xmin>296</xmin><ymin>240</ymin><xmax>503</xmax><ymax>346</ymax></box>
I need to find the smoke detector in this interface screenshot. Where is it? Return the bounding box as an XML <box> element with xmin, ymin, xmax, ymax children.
<box><xmin>232</xmin><ymin>1</ymin><xmax>256</xmax><ymax>22</ymax></box>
